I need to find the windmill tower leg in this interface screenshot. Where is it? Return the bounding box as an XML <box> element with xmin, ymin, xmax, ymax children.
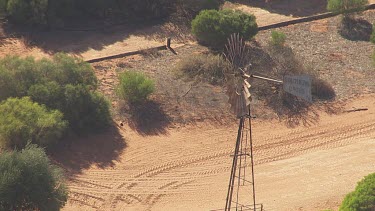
<box><xmin>224</xmin><ymin>106</ymin><xmax>260</xmax><ymax>211</ymax></box>
<box><xmin>225</xmin><ymin>117</ymin><xmax>244</xmax><ymax>210</ymax></box>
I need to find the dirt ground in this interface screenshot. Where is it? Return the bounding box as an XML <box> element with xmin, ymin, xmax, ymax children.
<box><xmin>1</xmin><ymin>2</ymin><xmax>375</xmax><ymax>211</ymax></box>
<box><xmin>60</xmin><ymin>94</ymin><xmax>375</xmax><ymax>211</ymax></box>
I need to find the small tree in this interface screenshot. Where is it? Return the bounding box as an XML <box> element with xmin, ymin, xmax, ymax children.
<box><xmin>0</xmin><ymin>97</ymin><xmax>67</xmax><ymax>149</ymax></box>
<box><xmin>0</xmin><ymin>145</ymin><xmax>68</xmax><ymax>211</ymax></box>
<box><xmin>116</xmin><ymin>71</ymin><xmax>155</xmax><ymax>104</ymax></box>
<box><xmin>327</xmin><ymin>0</ymin><xmax>368</xmax><ymax>14</ymax></box>
<box><xmin>192</xmin><ymin>9</ymin><xmax>258</xmax><ymax>48</ymax></box>
<box><xmin>340</xmin><ymin>172</ymin><xmax>375</xmax><ymax>210</ymax></box>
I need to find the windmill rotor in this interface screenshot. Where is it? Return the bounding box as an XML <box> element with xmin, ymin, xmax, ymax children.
<box><xmin>223</xmin><ymin>33</ymin><xmax>252</xmax><ymax>118</ymax></box>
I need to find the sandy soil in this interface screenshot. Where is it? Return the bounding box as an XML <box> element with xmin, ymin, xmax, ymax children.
<box><xmin>62</xmin><ymin>94</ymin><xmax>375</xmax><ymax>211</ymax></box>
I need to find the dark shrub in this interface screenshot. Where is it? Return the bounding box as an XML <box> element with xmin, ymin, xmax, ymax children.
<box><xmin>175</xmin><ymin>53</ymin><xmax>231</xmax><ymax>85</ymax></box>
<box><xmin>0</xmin><ymin>56</ymin><xmax>40</xmax><ymax>101</ymax></box>
<box><xmin>340</xmin><ymin>172</ymin><xmax>375</xmax><ymax>211</ymax></box>
<box><xmin>63</xmin><ymin>84</ymin><xmax>111</xmax><ymax>133</ymax></box>
<box><xmin>312</xmin><ymin>78</ymin><xmax>336</xmax><ymax>100</ymax></box>
<box><xmin>339</xmin><ymin>16</ymin><xmax>373</xmax><ymax>41</ymax></box>
<box><xmin>28</xmin><ymin>81</ymin><xmax>64</xmax><ymax>110</ymax></box>
<box><xmin>5</xmin><ymin>0</ymin><xmax>48</xmax><ymax>25</ymax></box>
<box><xmin>0</xmin><ymin>145</ymin><xmax>68</xmax><ymax>210</ymax></box>
<box><xmin>192</xmin><ymin>9</ymin><xmax>258</xmax><ymax>48</ymax></box>
<box><xmin>0</xmin><ymin>54</ymin><xmax>110</xmax><ymax>134</ymax></box>
<box><xmin>0</xmin><ymin>97</ymin><xmax>67</xmax><ymax>149</ymax></box>
<box><xmin>116</xmin><ymin>71</ymin><xmax>155</xmax><ymax>105</ymax></box>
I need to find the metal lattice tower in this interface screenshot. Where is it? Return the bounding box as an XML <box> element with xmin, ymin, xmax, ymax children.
<box><xmin>224</xmin><ymin>105</ymin><xmax>263</xmax><ymax>211</ymax></box>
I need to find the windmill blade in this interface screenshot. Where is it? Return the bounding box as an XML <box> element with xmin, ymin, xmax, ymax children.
<box><xmin>223</xmin><ymin>33</ymin><xmax>252</xmax><ymax>118</ymax></box>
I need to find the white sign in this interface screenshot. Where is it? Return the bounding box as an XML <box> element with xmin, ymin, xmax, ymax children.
<box><xmin>283</xmin><ymin>75</ymin><xmax>312</xmax><ymax>103</ymax></box>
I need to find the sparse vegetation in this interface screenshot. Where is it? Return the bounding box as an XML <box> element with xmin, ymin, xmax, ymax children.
<box><xmin>0</xmin><ymin>97</ymin><xmax>67</xmax><ymax>149</ymax></box>
<box><xmin>270</xmin><ymin>30</ymin><xmax>287</xmax><ymax>47</ymax></box>
<box><xmin>327</xmin><ymin>0</ymin><xmax>371</xmax><ymax>40</ymax></box>
<box><xmin>0</xmin><ymin>145</ymin><xmax>68</xmax><ymax>210</ymax></box>
<box><xmin>175</xmin><ymin>53</ymin><xmax>231</xmax><ymax>85</ymax></box>
<box><xmin>191</xmin><ymin>9</ymin><xmax>258</xmax><ymax>48</ymax></box>
<box><xmin>0</xmin><ymin>54</ymin><xmax>111</xmax><ymax>134</ymax></box>
<box><xmin>340</xmin><ymin>172</ymin><xmax>375</xmax><ymax>211</ymax></box>
<box><xmin>371</xmin><ymin>23</ymin><xmax>375</xmax><ymax>43</ymax></box>
<box><xmin>116</xmin><ymin>71</ymin><xmax>155</xmax><ymax>105</ymax></box>
<box><xmin>177</xmin><ymin>0</ymin><xmax>224</xmax><ymax>18</ymax></box>
<box><xmin>327</xmin><ymin>0</ymin><xmax>368</xmax><ymax>14</ymax></box>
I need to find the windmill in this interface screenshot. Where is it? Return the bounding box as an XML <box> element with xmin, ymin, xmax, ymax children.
<box><xmin>220</xmin><ymin>34</ymin><xmax>313</xmax><ymax>211</ymax></box>
<box><xmin>222</xmin><ymin>34</ymin><xmax>262</xmax><ymax>211</ymax></box>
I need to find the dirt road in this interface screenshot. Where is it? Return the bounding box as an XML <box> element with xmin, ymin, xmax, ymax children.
<box><xmin>62</xmin><ymin>94</ymin><xmax>375</xmax><ymax>211</ymax></box>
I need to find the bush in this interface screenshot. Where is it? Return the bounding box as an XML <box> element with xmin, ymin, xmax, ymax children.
<box><xmin>116</xmin><ymin>71</ymin><xmax>155</xmax><ymax>104</ymax></box>
<box><xmin>175</xmin><ymin>53</ymin><xmax>231</xmax><ymax>85</ymax></box>
<box><xmin>0</xmin><ymin>56</ymin><xmax>40</xmax><ymax>101</ymax></box>
<box><xmin>327</xmin><ymin>0</ymin><xmax>368</xmax><ymax>14</ymax></box>
<box><xmin>63</xmin><ymin>84</ymin><xmax>111</xmax><ymax>133</ymax></box>
<box><xmin>340</xmin><ymin>172</ymin><xmax>375</xmax><ymax>211</ymax></box>
<box><xmin>339</xmin><ymin>16</ymin><xmax>373</xmax><ymax>41</ymax></box>
<box><xmin>270</xmin><ymin>30</ymin><xmax>287</xmax><ymax>47</ymax></box>
<box><xmin>0</xmin><ymin>54</ymin><xmax>111</xmax><ymax>134</ymax></box>
<box><xmin>371</xmin><ymin>23</ymin><xmax>375</xmax><ymax>44</ymax></box>
<box><xmin>0</xmin><ymin>145</ymin><xmax>68</xmax><ymax>210</ymax></box>
<box><xmin>5</xmin><ymin>0</ymin><xmax>48</xmax><ymax>25</ymax></box>
<box><xmin>192</xmin><ymin>9</ymin><xmax>258</xmax><ymax>48</ymax></box>
<box><xmin>0</xmin><ymin>97</ymin><xmax>67</xmax><ymax>149</ymax></box>
<box><xmin>2</xmin><ymin>0</ymin><xmax>179</xmax><ymax>26</ymax></box>
<box><xmin>177</xmin><ymin>0</ymin><xmax>224</xmax><ymax>17</ymax></box>
<box><xmin>311</xmin><ymin>78</ymin><xmax>336</xmax><ymax>100</ymax></box>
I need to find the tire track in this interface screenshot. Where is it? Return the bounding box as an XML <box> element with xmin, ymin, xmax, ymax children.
<box><xmin>65</xmin><ymin>104</ymin><xmax>375</xmax><ymax>210</ymax></box>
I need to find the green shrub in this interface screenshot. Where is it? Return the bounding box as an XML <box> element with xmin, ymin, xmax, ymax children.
<box><xmin>340</xmin><ymin>172</ymin><xmax>375</xmax><ymax>211</ymax></box>
<box><xmin>63</xmin><ymin>84</ymin><xmax>111</xmax><ymax>133</ymax></box>
<box><xmin>39</xmin><ymin>53</ymin><xmax>98</xmax><ymax>89</ymax></box>
<box><xmin>116</xmin><ymin>71</ymin><xmax>155</xmax><ymax>104</ymax></box>
<box><xmin>5</xmin><ymin>0</ymin><xmax>48</xmax><ymax>25</ymax></box>
<box><xmin>0</xmin><ymin>56</ymin><xmax>40</xmax><ymax>101</ymax></box>
<box><xmin>371</xmin><ymin>23</ymin><xmax>375</xmax><ymax>44</ymax></box>
<box><xmin>0</xmin><ymin>54</ymin><xmax>110</xmax><ymax>134</ymax></box>
<box><xmin>327</xmin><ymin>0</ymin><xmax>368</xmax><ymax>14</ymax></box>
<box><xmin>0</xmin><ymin>145</ymin><xmax>68</xmax><ymax>210</ymax></box>
<box><xmin>0</xmin><ymin>97</ymin><xmax>67</xmax><ymax>149</ymax></box>
<box><xmin>192</xmin><ymin>9</ymin><xmax>258</xmax><ymax>48</ymax></box>
<box><xmin>175</xmin><ymin>53</ymin><xmax>231</xmax><ymax>85</ymax></box>
<box><xmin>270</xmin><ymin>30</ymin><xmax>287</xmax><ymax>47</ymax></box>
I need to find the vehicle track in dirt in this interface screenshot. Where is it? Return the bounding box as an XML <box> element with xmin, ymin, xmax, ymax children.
<box><xmin>63</xmin><ymin>95</ymin><xmax>375</xmax><ymax>211</ymax></box>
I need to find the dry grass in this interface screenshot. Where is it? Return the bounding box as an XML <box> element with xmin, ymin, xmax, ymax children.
<box><xmin>174</xmin><ymin>53</ymin><xmax>231</xmax><ymax>85</ymax></box>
